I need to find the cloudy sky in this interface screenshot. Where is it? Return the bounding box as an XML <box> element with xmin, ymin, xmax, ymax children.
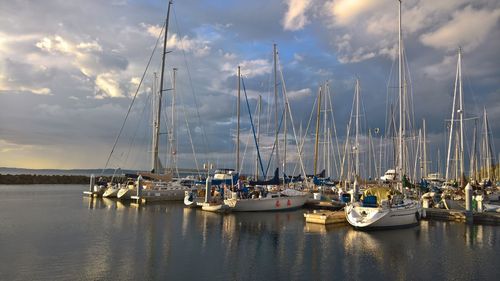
<box><xmin>1</xmin><ymin>0</ymin><xmax>499</xmax><ymax>177</ymax></box>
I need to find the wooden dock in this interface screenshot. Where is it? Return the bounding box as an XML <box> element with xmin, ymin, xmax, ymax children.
<box><xmin>423</xmin><ymin>208</ymin><xmax>500</xmax><ymax>225</ymax></box>
<box><xmin>82</xmin><ymin>191</ymin><xmax>102</xmax><ymax>197</ymax></box>
<box><xmin>304</xmin><ymin>211</ymin><xmax>347</xmax><ymax>225</ymax></box>
<box><xmin>304</xmin><ymin>200</ymin><xmax>344</xmax><ymax>211</ymax></box>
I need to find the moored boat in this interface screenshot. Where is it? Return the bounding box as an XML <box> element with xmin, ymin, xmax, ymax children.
<box><xmin>224</xmin><ymin>188</ymin><xmax>308</xmax><ymax>212</ymax></box>
<box><xmin>345</xmin><ymin>186</ymin><xmax>421</xmax><ymax>229</ymax></box>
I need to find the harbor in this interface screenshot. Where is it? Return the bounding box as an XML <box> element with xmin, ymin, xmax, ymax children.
<box><xmin>2</xmin><ymin>184</ymin><xmax>500</xmax><ymax>281</ymax></box>
<box><xmin>1</xmin><ymin>0</ymin><xmax>500</xmax><ymax>280</ymax></box>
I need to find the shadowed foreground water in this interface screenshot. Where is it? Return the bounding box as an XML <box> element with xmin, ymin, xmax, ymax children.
<box><xmin>0</xmin><ymin>184</ymin><xmax>498</xmax><ymax>281</ymax></box>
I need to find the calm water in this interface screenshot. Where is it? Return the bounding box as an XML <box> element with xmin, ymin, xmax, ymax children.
<box><xmin>0</xmin><ymin>184</ymin><xmax>498</xmax><ymax>281</ymax></box>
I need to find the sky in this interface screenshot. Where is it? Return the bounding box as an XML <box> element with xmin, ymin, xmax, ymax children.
<box><xmin>0</xmin><ymin>0</ymin><xmax>499</xmax><ymax>178</ymax></box>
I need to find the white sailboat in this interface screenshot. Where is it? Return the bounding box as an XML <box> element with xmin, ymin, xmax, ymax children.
<box><xmin>224</xmin><ymin>189</ymin><xmax>308</xmax><ymax>212</ymax></box>
<box><xmin>111</xmin><ymin>1</ymin><xmax>195</xmax><ymax>201</ymax></box>
<box><xmin>223</xmin><ymin>44</ymin><xmax>309</xmax><ymax>212</ymax></box>
<box><xmin>345</xmin><ymin>0</ymin><xmax>421</xmax><ymax>229</ymax></box>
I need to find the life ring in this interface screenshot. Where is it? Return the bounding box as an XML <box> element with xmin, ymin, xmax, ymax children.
<box><xmin>287</xmin><ymin>199</ymin><xmax>291</xmax><ymax>206</ymax></box>
<box><xmin>276</xmin><ymin>200</ymin><xmax>281</xmax><ymax>207</ymax></box>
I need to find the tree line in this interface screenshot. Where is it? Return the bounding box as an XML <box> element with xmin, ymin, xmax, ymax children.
<box><xmin>0</xmin><ymin>174</ymin><xmax>92</xmax><ymax>184</ymax></box>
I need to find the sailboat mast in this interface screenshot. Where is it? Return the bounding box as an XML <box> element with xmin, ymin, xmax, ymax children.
<box><xmin>323</xmin><ymin>82</ymin><xmax>328</xmax><ymax>174</ymax></box>
<box><xmin>368</xmin><ymin>129</ymin><xmax>372</xmax><ymax>180</ymax></box>
<box><xmin>153</xmin><ymin>0</ymin><xmax>173</xmax><ymax>174</ymax></box>
<box><xmin>171</xmin><ymin>68</ymin><xmax>178</xmax><ymax>176</ymax></box>
<box><xmin>273</xmin><ymin>44</ymin><xmax>280</xmax><ymax>172</ymax></box>
<box><xmin>470</xmin><ymin>121</ymin><xmax>477</xmax><ymax>181</ymax></box>
<box><xmin>283</xmin><ymin>85</ymin><xmax>288</xmax><ymax>185</ymax></box>
<box><xmin>355</xmin><ymin>79</ymin><xmax>360</xmax><ymax>180</ymax></box>
<box><xmin>445</xmin><ymin>49</ymin><xmax>460</xmax><ymax>181</ymax></box>
<box><xmin>237</xmin><ymin>66</ymin><xmax>241</xmax><ymax>173</ymax></box>
<box><xmin>423</xmin><ymin>119</ymin><xmax>427</xmax><ymax>178</ymax></box>
<box><xmin>151</xmin><ymin>72</ymin><xmax>158</xmax><ymax>172</ymax></box>
<box><xmin>255</xmin><ymin>95</ymin><xmax>261</xmax><ymax>179</ymax></box>
<box><xmin>397</xmin><ymin>0</ymin><xmax>404</xmax><ymax>189</ymax></box>
<box><xmin>483</xmin><ymin>107</ymin><xmax>491</xmax><ymax>179</ymax></box>
<box><xmin>458</xmin><ymin>48</ymin><xmax>465</xmax><ymax>187</ymax></box>
<box><xmin>313</xmin><ymin>86</ymin><xmax>321</xmax><ymax>176</ymax></box>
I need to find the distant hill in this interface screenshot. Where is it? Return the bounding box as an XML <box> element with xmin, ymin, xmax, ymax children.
<box><xmin>0</xmin><ymin>167</ymin><xmax>202</xmax><ymax>176</ymax></box>
<box><xmin>0</xmin><ymin>167</ymin><xmax>136</xmax><ymax>176</ymax></box>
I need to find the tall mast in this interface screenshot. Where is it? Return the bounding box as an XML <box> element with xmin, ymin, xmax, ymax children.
<box><xmin>483</xmin><ymin>107</ymin><xmax>491</xmax><ymax>180</ymax></box>
<box><xmin>313</xmin><ymin>86</ymin><xmax>322</xmax><ymax>176</ymax></box>
<box><xmin>458</xmin><ymin>48</ymin><xmax>465</xmax><ymax>187</ymax></box>
<box><xmin>170</xmin><ymin>68</ymin><xmax>178</xmax><ymax>176</ymax></box>
<box><xmin>445</xmin><ymin>49</ymin><xmax>460</xmax><ymax>181</ymax></box>
<box><xmin>455</xmin><ymin>130</ymin><xmax>459</xmax><ymax>180</ymax></box>
<box><xmin>470</xmin><ymin>121</ymin><xmax>477</xmax><ymax>181</ymax></box>
<box><xmin>237</xmin><ymin>66</ymin><xmax>241</xmax><ymax>173</ymax></box>
<box><xmin>283</xmin><ymin>83</ymin><xmax>288</xmax><ymax>185</ymax></box>
<box><xmin>397</xmin><ymin>0</ymin><xmax>404</xmax><ymax>190</ymax></box>
<box><xmin>255</xmin><ymin>95</ymin><xmax>261</xmax><ymax>179</ymax></box>
<box><xmin>368</xmin><ymin>129</ymin><xmax>372</xmax><ymax>180</ymax></box>
<box><xmin>423</xmin><ymin>119</ymin><xmax>427</xmax><ymax>178</ymax></box>
<box><xmin>153</xmin><ymin>0</ymin><xmax>173</xmax><ymax>174</ymax></box>
<box><xmin>355</xmin><ymin>79</ymin><xmax>360</xmax><ymax>180</ymax></box>
<box><xmin>323</xmin><ymin>82</ymin><xmax>328</xmax><ymax>174</ymax></box>
<box><xmin>273</xmin><ymin>44</ymin><xmax>280</xmax><ymax>172</ymax></box>
<box><xmin>151</xmin><ymin>72</ymin><xmax>158</xmax><ymax>171</ymax></box>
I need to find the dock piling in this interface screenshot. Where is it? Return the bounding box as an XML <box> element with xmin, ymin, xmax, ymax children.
<box><xmin>465</xmin><ymin>183</ymin><xmax>473</xmax><ymax>224</ymax></box>
<box><xmin>205</xmin><ymin>176</ymin><xmax>212</xmax><ymax>203</ymax></box>
<box><xmin>89</xmin><ymin>174</ymin><xmax>95</xmax><ymax>192</ymax></box>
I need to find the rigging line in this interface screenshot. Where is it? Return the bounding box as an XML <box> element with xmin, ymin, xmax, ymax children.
<box><xmin>402</xmin><ymin>44</ymin><xmax>416</xmax><ymax>133</ymax></box>
<box><xmin>276</xmin><ymin>54</ymin><xmax>308</xmax><ymax>181</ymax></box>
<box><xmin>262</xmin><ymin>106</ymin><xmax>286</xmax><ymax>178</ymax></box>
<box><xmin>239</xmin><ymin>101</ymin><xmax>261</xmax><ymax>175</ymax></box>
<box><xmin>385</xmin><ymin>53</ymin><xmax>396</xmax><ymax>137</ymax></box>
<box><xmin>177</xmin><ymin>86</ymin><xmax>202</xmax><ymax>175</ymax></box>
<box><xmin>101</xmin><ymin>22</ymin><xmax>165</xmax><ymax>175</ymax></box>
<box><xmin>172</xmin><ymin>7</ymin><xmax>211</xmax><ymax>163</ymax></box>
<box><xmin>326</xmin><ymin>83</ymin><xmax>341</xmax><ymax>178</ymax></box>
<box><xmin>120</xmin><ymin>90</ymin><xmax>153</xmax><ymax>174</ymax></box>
<box><xmin>241</xmin><ymin>76</ymin><xmax>266</xmax><ymax>178</ymax></box>
<box><xmin>293</xmin><ymin>92</ymin><xmax>317</xmax><ymax>176</ymax></box>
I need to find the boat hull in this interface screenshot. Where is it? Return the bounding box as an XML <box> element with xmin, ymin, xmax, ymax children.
<box><xmin>224</xmin><ymin>195</ymin><xmax>308</xmax><ymax>212</ymax></box>
<box><xmin>345</xmin><ymin>200</ymin><xmax>421</xmax><ymax>229</ymax></box>
<box><xmin>102</xmin><ymin>187</ymin><xmax>119</xmax><ymax>198</ymax></box>
<box><xmin>117</xmin><ymin>188</ymin><xmax>134</xmax><ymax>199</ymax></box>
<box><xmin>140</xmin><ymin>188</ymin><xmax>189</xmax><ymax>201</ymax></box>
<box><xmin>201</xmin><ymin>203</ymin><xmax>231</xmax><ymax>213</ymax></box>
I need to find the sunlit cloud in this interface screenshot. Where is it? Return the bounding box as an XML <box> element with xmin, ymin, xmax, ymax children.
<box><xmin>94</xmin><ymin>72</ymin><xmax>124</xmax><ymax>98</ymax></box>
<box><xmin>325</xmin><ymin>0</ymin><xmax>379</xmax><ymax>26</ymax></box>
<box><xmin>420</xmin><ymin>6</ymin><xmax>500</xmax><ymax>51</ymax></box>
<box><xmin>282</xmin><ymin>0</ymin><xmax>312</xmax><ymax>31</ymax></box>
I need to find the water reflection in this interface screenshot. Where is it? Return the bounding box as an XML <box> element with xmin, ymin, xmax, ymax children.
<box><xmin>78</xmin><ymin>196</ymin><xmax>500</xmax><ymax>280</ymax></box>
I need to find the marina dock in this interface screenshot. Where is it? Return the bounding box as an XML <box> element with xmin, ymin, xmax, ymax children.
<box><xmin>423</xmin><ymin>208</ymin><xmax>500</xmax><ymax>225</ymax></box>
<box><xmin>304</xmin><ymin>211</ymin><xmax>347</xmax><ymax>225</ymax></box>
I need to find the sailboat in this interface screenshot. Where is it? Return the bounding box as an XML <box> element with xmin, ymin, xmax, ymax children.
<box><xmin>223</xmin><ymin>45</ymin><xmax>309</xmax><ymax>211</ymax></box>
<box><xmin>109</xmin><ymin>1</ymin><xmax>195</xmax><ymax>201</ymax></box>
<box><xmin>345</xmin><ymin>1</ymin><xmax>421</xmax><ymax>229</ymax></box>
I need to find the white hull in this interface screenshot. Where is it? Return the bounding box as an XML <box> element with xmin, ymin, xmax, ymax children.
<box><xmin>201</xmin><ymin>203</ymin><xmax>231</xmax><ymax>213</ymax></box>
<box><xmin>345</xmin><ymin>199</ymin><xmax>421</xmax><ymax>229</ymax></box>
<box><xmin>117</xmin><ymin>188</ymin><xmax>134</xmax><ymax>199</ymax></box>
<box><xmin>102</xmin><ymin>187</ymin><xmax>119</xmax><ymax>198</ymax></box>
<box><xmin>224</xmin><ymin>195</ymin><xmax>308</xmax><ymax>212</ymax></box>
<box><xmin>140</xmin><ymin>187</ymin><xmax>190</xmax><ymax>201</ymax></box>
